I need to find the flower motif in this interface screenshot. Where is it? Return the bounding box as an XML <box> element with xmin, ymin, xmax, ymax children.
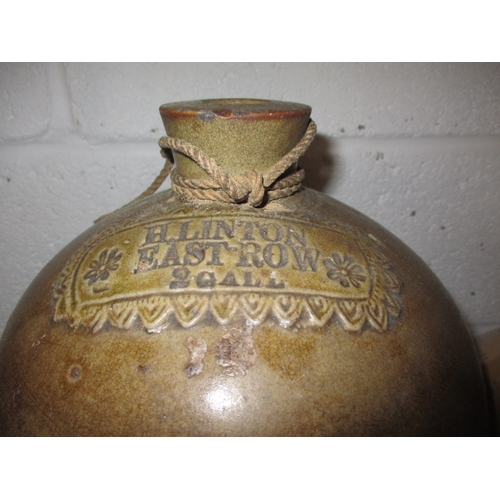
<box><xmin>83</xmin><ymin>248</ymin><xmax>123</xmax><ymax>285</ymax></box>
<box><xmin>323</xmin><ymin>253</ymin><xmax>366</xmax><ymax>288</ymax></box>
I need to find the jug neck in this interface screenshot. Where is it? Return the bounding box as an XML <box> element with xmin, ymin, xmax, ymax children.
<box><xmin>159</xmin><ymin>99</ymin><xmax>312</xmax><ymax>181</ymax></box>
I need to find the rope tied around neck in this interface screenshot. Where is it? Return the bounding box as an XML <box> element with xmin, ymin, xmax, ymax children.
<box><xmin>159</xmin><ymin>119</ymin><xmax>316</xmax><ymax>207</ymax></box>
<box><xmin>95</xmin><ymin>120</ymin><xmax>316</xmax><ymax>223</ymax></box>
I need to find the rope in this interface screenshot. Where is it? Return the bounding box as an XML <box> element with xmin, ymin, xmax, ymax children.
<box><xmin>95</xmin><ymin>120</ymin><xmax>316</xmax><ymax>223</ymax></box>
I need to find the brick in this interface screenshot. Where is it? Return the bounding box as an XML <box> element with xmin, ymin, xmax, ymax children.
<box><xmin>0</xmin><ymin>63</ymin><xmax>50</xmax><ymax>142</ymax></box>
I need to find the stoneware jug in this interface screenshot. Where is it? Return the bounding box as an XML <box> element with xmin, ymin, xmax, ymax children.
<box><xmin>0</xmin><ymin>99</ymin><xmax>490</xmax><ymax>436</ymax></box>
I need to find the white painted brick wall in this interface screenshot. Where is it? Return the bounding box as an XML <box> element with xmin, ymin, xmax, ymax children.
<box><xmin>0</xmin><ymin>62</ymin><xmax>499</xmax><ymax>337</ymax></box>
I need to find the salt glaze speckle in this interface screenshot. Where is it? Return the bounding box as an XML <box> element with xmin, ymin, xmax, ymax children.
<box><xmin>0</xmin><ymin>99</ymin><xmax>490</xmax><ymax>436</ymax></box>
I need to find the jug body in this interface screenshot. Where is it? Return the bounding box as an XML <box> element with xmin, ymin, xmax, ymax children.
<box><xmin>0</xmin><ymin>99</ymin><xmax>489</xmax><ymax>436</ymax></box>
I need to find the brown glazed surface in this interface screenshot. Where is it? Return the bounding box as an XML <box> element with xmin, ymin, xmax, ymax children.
<box><xmin>477</xmin><ymin>327</ymin><xmax>500</xmax><ymax>435</ymax></box>
<box><xmin>0</xmin><ymin>99</ymin><xmax>490</xmax><ymax>436</ymax></box>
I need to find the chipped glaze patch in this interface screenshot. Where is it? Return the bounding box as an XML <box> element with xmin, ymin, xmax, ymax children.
<box><xmin>215</xmin><ymin>327</ymin><xmax>257</xmax><ymax>377</ymax></box>
<box><xmin>184</xmin><ymin>337</ymin><xmax>207</xmax><ymax>377</ymax></box>
<box><xmin>53</xmin><ymin>207</ymin><xmax>403</xmax><ymax>333</ymax></box>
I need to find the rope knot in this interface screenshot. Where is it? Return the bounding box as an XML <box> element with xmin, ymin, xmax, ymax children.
<box><xmin>224</xmin><ymin>170</ymin><xmax>265</xmax><ymax>207</ymax></box>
